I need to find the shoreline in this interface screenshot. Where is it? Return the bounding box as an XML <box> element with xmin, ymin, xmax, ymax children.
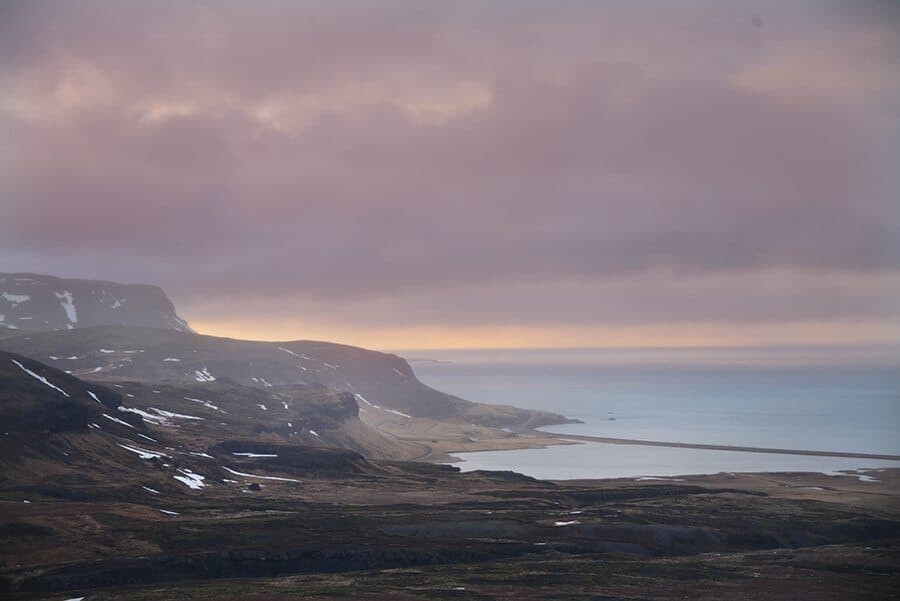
<box><xmin>360</xmin><ymin>413</ymin><xmax>578</xmax><ymax>461</ymax></box>
<box><xmin>362</xmin><ymin>412</ymin><xmax>900</xmax><ymax>469</ymax></box>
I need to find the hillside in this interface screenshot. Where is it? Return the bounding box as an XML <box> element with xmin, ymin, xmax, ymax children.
<box><xmin>0</xmin><ymin>325</ymin><xmax>572</xmax><ymax>429</ymax></box>
<box><xmin>0</xmin><ymin>273</ymin><xmax>191</xmax><ymax>333</ymax></box>
<box><xmin>0</xmin><ymin>352</ymin><xmax>412</xmax><ymax>491</ymax></box>
<box><xmin>1</xmin><ymin>355</ymin><xmax>897</xmax><ymax>598</ymax></box>
<box><xmin>0</xmin><ymin>348</ymin><xmax>416</xmax><ymax>461</ymax></box>
<box><xmin>0</xmin><ymin>350</ymin><xmax>122</xmax><ymax>432</ymax></box>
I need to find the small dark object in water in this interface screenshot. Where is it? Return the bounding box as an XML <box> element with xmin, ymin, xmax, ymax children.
<box><xmin>247</xmin><ymin>482</ymin><xmax>261</xmax><ymax>491</ymax></box>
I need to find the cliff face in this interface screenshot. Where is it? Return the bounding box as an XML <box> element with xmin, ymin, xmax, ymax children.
<box><xmin>0</xmin><ymin>273</ymin><xmax>191</xmax><ymax>333</ymax></box>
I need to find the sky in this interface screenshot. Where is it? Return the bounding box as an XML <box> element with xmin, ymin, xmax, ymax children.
<box><xmin>1</xmin><ymin>1</ymin><xmax>898</xmax><ymax>350</ymax></box>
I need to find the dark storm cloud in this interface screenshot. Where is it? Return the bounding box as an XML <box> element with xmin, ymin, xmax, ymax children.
<box><xmin>1</xmin><ymin>1</ymin><xmax>898</xmax><ymax>330</ymax></box>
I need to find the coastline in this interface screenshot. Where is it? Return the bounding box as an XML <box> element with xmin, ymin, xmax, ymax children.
<box><xmin>362</xmin><ymin>410</ymin><xmax>900</xmax><ymax>467</ymax></box>
<box><xmin>409</xmin><ymin>347</ymin><xmax>900</xmax><ymax>475</ymax></box>
<box><xmin>360</xmin><ymin>412</ymin><xmax>579</xmax><ymax>462</ymax></box>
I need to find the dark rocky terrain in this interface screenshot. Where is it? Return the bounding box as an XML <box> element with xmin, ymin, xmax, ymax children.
<box><xmin>1</xmin><ymin>351</ymin><xmax>899</xmax><ymax>600</ymax></box>
<box><xmin>0</xmin><ymin>273</ymin><xmax>192</xmax><ymax>333</ymax></box>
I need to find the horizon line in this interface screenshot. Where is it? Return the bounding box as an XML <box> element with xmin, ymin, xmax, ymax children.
<box><xmin>385</xmin><ymin>342</ymin><xmax>900</xmax><ymax>354</ymax></box>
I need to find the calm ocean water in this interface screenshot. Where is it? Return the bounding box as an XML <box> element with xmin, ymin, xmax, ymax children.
<box><xmin>407</xmin><ymin>346</ymin><xmax>900</xmax><ymax>480</ymax></box>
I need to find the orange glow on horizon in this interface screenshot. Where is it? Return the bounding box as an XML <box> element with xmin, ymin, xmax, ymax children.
<box><xmin>186</xmin><ymin>318</ymin><xmax>896</xmax><ymax>351</ymax></box>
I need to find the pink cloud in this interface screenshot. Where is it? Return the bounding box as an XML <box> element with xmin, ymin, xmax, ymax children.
<box><xmin>1</xmin><ymin>1</ymin><xmax>898</xmax><ymax>332</ymax></box>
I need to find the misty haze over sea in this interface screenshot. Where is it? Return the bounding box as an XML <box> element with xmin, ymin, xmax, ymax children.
<box><xmin>410</xmin><ymin>345</ymin><xmax>900</xmax><ymax>480</ymax></box>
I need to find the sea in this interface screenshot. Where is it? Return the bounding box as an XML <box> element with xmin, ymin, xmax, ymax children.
<box><xmin>406</xmin><ymin>345</ymin><xmax>900</xmax><ymax>480</ymax></box>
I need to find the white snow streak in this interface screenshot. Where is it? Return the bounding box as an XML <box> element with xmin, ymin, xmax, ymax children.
<box><xmin>118</xmin><ymin>444</ymin><xmax>168</xmax><ymax>460</ymax></box>
<box><xmin>102</xmin><ymin>413</ymin><xmax>135</xmax><ymax>428</ymax></box>
<box><xmin>10</xmin><ymin>359</ymin><xmax>69</xmax><ymax>397</ymax></box>
<box><xmin>150</xmin><ymin>408</ymin><xmax>204</xmax><ymax>420</ymax></box>
<box><xmin>193</xmin><ymin>367</ymin><xmax>215</xmax><ymax>382</ymax></box>
<box><xmin>118</xmin><ymin>407</ymin><xmax>168</xmax><ymax>425</ymax></box>
<box><xmin>278</xmin><ymin>346</ymin><xmax>303</xmax><ymax>359</ymax></box>
<box><xmin>221</xmin><ymin>466</ymin><xmax>301</xmax><ymax>483</ymax></box>
<box><xmin>233</xmin><ymin>452</ymin><xmax>278</xmax><ymax>458</ymax></box>
<box><xmin>383</xmin><ymin>408</ymin><xmax>413</xmax><ymax>419</ymax></box>
<box><xmin>184</xmin><ymin>396</ymin><xmax>225</xmax><ymax>412</ymax></box>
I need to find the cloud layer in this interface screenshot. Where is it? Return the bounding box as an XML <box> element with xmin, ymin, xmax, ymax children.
<box><xmin>2</xmin><ymin>1</ymin><xmax>898</xmax><ymax>346</ymax></box>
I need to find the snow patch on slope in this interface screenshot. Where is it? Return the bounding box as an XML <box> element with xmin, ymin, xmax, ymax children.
<box><xmin>1</xmin><ymin>293</ymin><xmax>30</xmax><ymax>306</ymax></box>
<box><xmin>193</xmin><ymin>367</ymin><xmax>215</xmax><ymax>382</ymax></box>
<box><xmin>173</xmin><ymin>468</ymin><xmax>206</xmax><ymax>489</ymax></box>
<box><xmin>55</xmin><ymin>291</ymin><xmax>78</xmax><ymax>323</ymax></box>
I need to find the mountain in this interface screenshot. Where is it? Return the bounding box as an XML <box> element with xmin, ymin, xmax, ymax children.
<box><xmin>0</xmin><ymin>325</ymin><xmax>571</xmax><ymax>429</ymax></box>
<box><xmin>0</xmin><ymin>274</ymin><xmax>571</xmax><ymax>429</ymax></box>
<box><xmin>0</xmin><ymin>273</ymin><xmax>191</xmax><ymax>333</ymax></box>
